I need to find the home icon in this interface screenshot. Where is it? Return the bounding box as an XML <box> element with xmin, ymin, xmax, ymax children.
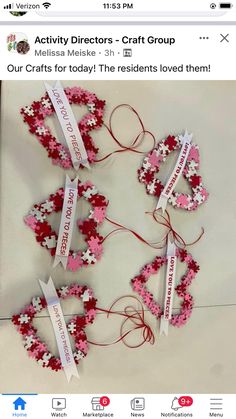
<box><xmin>13</xmin><ymin>397</ymin><xmax>27</xmax><ymax>411</ymax></box>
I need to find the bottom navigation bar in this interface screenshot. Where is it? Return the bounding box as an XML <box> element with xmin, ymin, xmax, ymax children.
<box><xmin>0</xmin><ymin>394</ymin><xmax>233</xmax><ymax>419</ymax></box>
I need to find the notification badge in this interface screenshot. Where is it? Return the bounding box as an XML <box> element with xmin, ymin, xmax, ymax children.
<box><xmin>171</xmin><ymin>396</ymin><xmax>193</xmax><ymax>411</ymax></box>
<box><xmin>100</xmin><ymin>396</ymin><xmax>110</xmax><ymax>407</ymax></box>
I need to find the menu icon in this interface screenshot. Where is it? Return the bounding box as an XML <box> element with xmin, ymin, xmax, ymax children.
<box><xmin>210</xmin><ymin>398</ymin><xmax>223</xmax><ymax>411</ymax></box>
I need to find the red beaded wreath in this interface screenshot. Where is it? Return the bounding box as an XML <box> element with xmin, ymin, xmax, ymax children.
<box><xmin>12</xmin><ymin>284</ymin><xmax>97</xmax><ymax>372</ymax></box>
<box><xmin>20</xmin><ymin>86</ymin><xmax>105</xmax><ymax>169</ymax></box>
<box><xmin>24</xmin><ymin>180</ymin><xmax>108</xmax><ymax>271</ymax></box>
<box><xmin>131</xmin><ymin>248</ymin><xmax>200</xmax><ymax>327</ymax></box>
<box><xmin>138</xmin><ymin>134</ymin><xmax>209</xmax><ymax>211</ymax></box>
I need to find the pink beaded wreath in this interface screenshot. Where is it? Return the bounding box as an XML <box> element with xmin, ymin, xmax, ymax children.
<box><xmin>20</xmin><ymin>86</ymin><xmax>105</xmax><ymax>169</ymax></box>
<box><xmin>131</xmin><ymin>248</ymin><xmax>199</xmax><ymax>327</ymax></box>
<box><xmin>138</xmin><ymin>134</ymin><xmax>208</xmax><ymax>211</ymax></box>
<box><xmin>24</xmin><ymin>180</ymin><xmax>108</xmax><ymax>271</ymax></box>
<box><xmin>12</xmin><ymin>284</ymin><xmax>97</xmax><ymax>372</ymax></box>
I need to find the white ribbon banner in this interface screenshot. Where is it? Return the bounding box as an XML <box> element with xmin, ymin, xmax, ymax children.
<box><xmin>45</xmin><ymin>80</ymin><xmax>90</xmax><ymax>170</ymax></box>
<box><xmin>156</xmin><ymin>130</ymin><xmax>192</xmax><ymax>213</ymax></box>
<box><xmin>160</xmin><ymin>239</ymin><xmax>177</xmax><ymax>336</ymax></box>
<box><xmin>39</xmin><ymin>277</ymin><xmax>79</xmax><ymax>382</ymax></box>
<box><xmin>53</xmin><ymin>175</ymin><xmax>78</xmax><ymax>269</ymax></box>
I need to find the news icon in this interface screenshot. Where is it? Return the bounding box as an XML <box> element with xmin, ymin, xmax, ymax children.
<box><xmin>130</xmin><ymin>398</ymin><xmax>145</xmax><ymax>411</ymax></box>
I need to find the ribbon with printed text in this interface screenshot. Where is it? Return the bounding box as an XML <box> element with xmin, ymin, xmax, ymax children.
<box><xmin>45</xmin><ymin>80</ymin><xmax>90</xmax><ymax>170</ymax></box>
<box><xmin>156</xmin><ymin>130</ymin><xmax>192</xmax><ymax>213</ymax></box>
<box><xmin>39</xmin><ymin>277</ymin><xmax>79</xmax><ymax>382</ymax></box>
<box><xmin>160</xmin><ymin>238</ymin><xmax>177</xmax><ymax>336</ymax></box>
<box><xmin>53</xmin><ymin>175</ymin><xmax>78</xmax><ymax>269</ymax></box>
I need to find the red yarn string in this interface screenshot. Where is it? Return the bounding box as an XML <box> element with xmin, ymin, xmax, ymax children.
<box><xmin>88</xmin><ymin>296</ymin><xmax>155</xmax><ymax>348</ymax></box>
<box><xmin>102</xmin><ymin>211</ymin><xmax>203</xmax><ymax>252</ymax></box>
<box><xmin>146</xmin><ymin>210</ymin><xmax>204</xmax><ymax>248</ymax></box>
<box><xmin>95</xmin><ymin>104</ymin><xmax>156</xmax><ymax>162</ymax></box>
<box><xmin>103</xmin><ymin>216</ymin><xmax>166</xmax><ymax>249</ymax></box>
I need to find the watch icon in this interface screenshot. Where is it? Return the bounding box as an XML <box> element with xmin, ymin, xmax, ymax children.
<box><xmin>52</xmin><ymin>398</ymin><xmax>66</xmax><ymax>410</ymax></box>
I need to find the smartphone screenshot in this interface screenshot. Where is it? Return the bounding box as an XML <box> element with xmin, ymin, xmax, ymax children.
<box><xmin>0</xmin><ymin>1</ymin><xmax>235</xmax><ymax>418</ymax></box>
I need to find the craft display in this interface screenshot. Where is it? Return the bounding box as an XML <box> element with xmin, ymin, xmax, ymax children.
<box><xmin>138</xmin><ymin>132</ymin><xmax>209</xmax><ymax>211</ymax></box>
<box><xmin>12</xmin><ymin>284</ymin><xmax>97</xmax><ymax>371</ymax></box>
<box><xmin>131</xmin><ymin>247</ymin><xmax>199</xmax><ymax>327</ymax></box>
<box><xmin>20</xmin><ymin>86</ymin><xmax>105</xmax><ymax>169</ymax></box>
<box><xmin>10</xmin><ymin>86</ymin><xmax>210</xmax><ymax>378</ymax></box>
<box><xmin>24</xmin><ymin>179</ymin><xmax>108</xmax><ymax>271</ymax></box>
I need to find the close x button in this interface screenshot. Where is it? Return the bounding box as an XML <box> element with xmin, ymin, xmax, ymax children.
<box><xmin>220</xmin><ymin>33</ymin><xmax>230</xmax><ymax>42</ymax></box>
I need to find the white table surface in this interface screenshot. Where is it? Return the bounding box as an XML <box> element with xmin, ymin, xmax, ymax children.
<box><xmin>0</xmin><ymin>80</ymin><xmax>236</xmax><ymax>393</ymax></box>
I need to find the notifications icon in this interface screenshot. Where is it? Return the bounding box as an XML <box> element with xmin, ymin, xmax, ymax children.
<box><xmin>171</xmin><ymin>396</ymin><xmax>193</xmax><ymax>411</ymax></box>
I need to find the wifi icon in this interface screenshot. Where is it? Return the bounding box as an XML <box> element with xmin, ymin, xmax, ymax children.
<box><xmin>42</xmin><ymin>2</ymin><xmax>51</xmax><ymax>8</ymax></box>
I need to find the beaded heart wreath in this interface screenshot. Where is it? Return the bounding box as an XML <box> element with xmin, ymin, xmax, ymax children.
<box><xmin>12</xmin><ymin>284</ymin><xmax>97</xmax><ymax>372</ymax></box>
<box><xmin>131</xmin><ymin>248</ymin><xmax>199</xmax><ymax>327</ymax></box>
<box><xmin>24</xmin><ymin>180</ymin><xmax>108</xmax><ymax>271</ymax></box>
<box><xmin>138</xmin><ymin>134</ymin><xmax>208</xmax><ymax>211</ymax></box>
<box><xmin>20</xmin><ymin>86</ymin><xmax>106</xmax><ymax>169</ymax></box>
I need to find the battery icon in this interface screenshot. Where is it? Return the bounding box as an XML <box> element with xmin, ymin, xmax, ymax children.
<box><xmin>219</xmin><ymin>2</ymin><xmax>232</xmax><ymax>8</ymax></box>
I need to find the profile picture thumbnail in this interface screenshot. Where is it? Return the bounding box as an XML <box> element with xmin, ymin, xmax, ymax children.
<box><xmin>7</xmin><ymin>33</ymin><xmax>30</xmax><ymax>55</ymax></box>
<box><xmin>10</xmin><ymin>11</ymin><xmax>27</xmax><ymax>17</ymax></box>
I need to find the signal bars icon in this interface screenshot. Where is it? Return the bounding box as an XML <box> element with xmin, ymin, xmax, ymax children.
<box><xmin>4</xmin><ymin>3</ymin><xmax>14</xmax><ymax>9</ymax></box>
<box><xmin>4</xmin><ymin>2</ymin><xmax>51</xmax><ymax>10</ymax></box>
